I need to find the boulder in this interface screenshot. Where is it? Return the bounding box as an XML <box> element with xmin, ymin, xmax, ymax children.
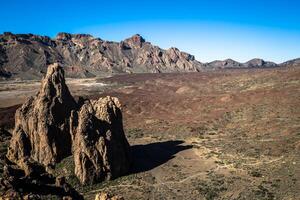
<box><xmin>95</xmin><ymin>192</ymin><xmax>124</xmax><ymax>200</ymax></box>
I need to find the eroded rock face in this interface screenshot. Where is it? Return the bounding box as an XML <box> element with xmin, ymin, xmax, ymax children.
<box><xmin>71</xmin><ymin>97</ymin><xmax>131</xmax><ymax>185</ymax></box>
<box><xmin>6</xmin><ymin>63</ymin><xmax>131</xmax><ymax>186</ymax></box>
<box><xmin>7</xmin><ymin>63</ymin><xmax>77</xmax><ymax>167</ymax></box>
<box><xmin>0</xmin><ymin>32</ymin><xmax>203</xmax><ymax>79</ymax></box>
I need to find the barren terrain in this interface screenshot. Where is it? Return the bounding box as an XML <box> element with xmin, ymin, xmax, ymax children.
<box><xmin>1</xmin><ymin>67</ymin><xmax>299</xmax><ymax>200</ymax></box>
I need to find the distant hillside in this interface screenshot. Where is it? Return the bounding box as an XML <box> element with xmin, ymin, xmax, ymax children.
<box><xmin>0</xmin><ymin>32</ymin><xmax>298</xmax><ymax>79</ymax></box>
<box><xmin>203</xmin><ymin>58</ymin><xmax>277</xmax><ymax>69</ymax></box>
<box><xmin>280</xmin><ymin>58</ymin><xmax>300</xmax><ymax>67</ymax></box>
<box><xmin>0</xmin><ymin>32</ymin><xmax>202</xmax><ymax>79</ymax></box>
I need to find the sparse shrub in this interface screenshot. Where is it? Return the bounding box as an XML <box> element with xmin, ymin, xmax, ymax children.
<box><xmin>249</xmin><ymin>170</ymin><xmax>262</xmax><ymax>177</ymax></box>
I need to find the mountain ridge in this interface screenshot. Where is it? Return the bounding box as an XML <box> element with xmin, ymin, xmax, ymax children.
<box><xmin>0</xmin><ymin>32</ymin><xmax>298</xmax><ymax>79</ymax></box>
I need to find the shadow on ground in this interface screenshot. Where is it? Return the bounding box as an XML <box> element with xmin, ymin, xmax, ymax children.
<box><xmin>130</xmin><ymin>140</ymin><xmax>192</xmax><ymax>173</ymax></box>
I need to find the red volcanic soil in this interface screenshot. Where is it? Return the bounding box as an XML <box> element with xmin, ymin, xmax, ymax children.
<box><xmin>0</xmin><ymin>67</ymin><xmax>299</xmax><ymax>199</ymax></box>
<box><xmin>96</xmin><ymin>68</ymin><xmax>300</xmax><ymax>130</ymax></box>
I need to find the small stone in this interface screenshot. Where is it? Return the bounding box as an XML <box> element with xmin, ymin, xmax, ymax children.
<box><xmin>95</xmin><ymin>192</ymin><xmax>124</xmax><ymax>200</ymax></box>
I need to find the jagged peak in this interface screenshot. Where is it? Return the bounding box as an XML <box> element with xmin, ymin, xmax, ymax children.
<box><xmin>224</xmin><ymin>58</ymin><xmax>238</xmax><ymax>62</ymax></box>
<box><xmin>123</xmin><ymin>34</ymin><xmax>146</xmax><ymax>47</ymax></box>
<box><xmin>55</xmin><ymin>32</ymin><xmax>94</xmax><ymax>40</ymax></box>
<box><xmin>127</xmin><ymin>34</ymin><xmax>145</xmax><ymax>42</ymax></box>
<box><xmin>55</xmin><ymin>32</ymin><xmax>72</xmax><ymax>40</ymax></box>
<box><xmin>0</xmin><ymin>32</ymin><xmax>51</xmax><ymax>41</ymax></box>
<box><xmin>44</xmin><ymin>63</ymin><xmax>63</xmax><ymax>80</ymax></box>
<box><xmin>40</xmin><ymin>63</ymin><xmax>76</xmax><ymax>105</ymax></box>
<box><xmin>246</xmin><ymin>58</ymin><xmax>265</xmax><ymax>63</ymax></box>
<box><xmin>168</xmin><ymin>47</ymin><xmax>180</xmax><ymax>51</ymax></box>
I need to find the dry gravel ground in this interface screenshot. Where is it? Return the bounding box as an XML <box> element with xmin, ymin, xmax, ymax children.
<box><xmin>0</xmin><ymin>67</ymin><xmax>300</xmax><ymax>200</ymax></box>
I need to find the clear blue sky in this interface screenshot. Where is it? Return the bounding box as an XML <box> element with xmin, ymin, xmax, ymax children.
<box><xmin>1</xmin><ymin>0</ymin><xmax>300</xmax><ymax>63</ymax></box>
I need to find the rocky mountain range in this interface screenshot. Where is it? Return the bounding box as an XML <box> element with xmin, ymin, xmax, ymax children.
<box><xmin>0</xmin><ymin>32</ymin><xmax>298</xmax><ymax>79</ymax></box>
<box><xmin>203</xmin><ymin>58</ymin><xmax>277</xmax><ymax>69</ymax></box>
<box><xmin>280</xmin><ymin>58</ymin><xmax>300</xmax><ymax>67</ymax></box>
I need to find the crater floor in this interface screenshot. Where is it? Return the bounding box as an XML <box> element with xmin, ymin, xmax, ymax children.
<box><xmin>1</xmin><ymin>67</ymin><xmax>299</xmax><ymax>200</ymax></box>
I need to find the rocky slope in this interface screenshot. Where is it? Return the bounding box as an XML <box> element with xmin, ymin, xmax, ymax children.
<box><xmin>3</xmin><ymin>63</ymin><xmax>130</xmax><ymax>198</ymax></box>
<box><xmin>0</xmin><ymin>32</ymin><xmax>202</xmax><ymax>79</ymax></box>
<box><xmin>280</xmin><ymin>58</ymin><xmax>300</xmax><ymax>67</ymax></box>
<box><xmin>1</xmin><ymin>32</ymin><xmax>297</xmax><ymax>79</ymax></box>
<box><xmin>203</xmin><ymin>58</ymin><xmax>277</xmax><ymax>69</ymax></box>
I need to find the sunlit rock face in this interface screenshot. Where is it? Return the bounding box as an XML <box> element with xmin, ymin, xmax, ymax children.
<box><xmin>6</xmin><ymin>63</ymin><xmax>131</xmax><ymax>185</ymax></box>
<box><xmin>0</xmin><ymin>32</ymin><xmax>203</xmax><ymax>79</ymax></box>
<box><xmin>71</xmin><ymin>97</ymin><xmax>131</xmax><ymax>185</ymax></box>
<box><xmin>7</xmin><ymin>63</ymin><xmax>76</xmax><ymax>167</ymax></box>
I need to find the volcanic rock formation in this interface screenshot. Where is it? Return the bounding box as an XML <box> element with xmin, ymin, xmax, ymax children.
<box><xmin>71</xmin><ymin>97</ymin><xmax>131</xmax><ymax>184</ymax></box>
<box><xmin>6</xmin><ymin>63</ymin><xmax>130</xmax><ymax>186</ymax></box>
<box><xmin>7</xmin><ymin>63</ymin><xmax>77</xmax><ymax>167</ymax></box>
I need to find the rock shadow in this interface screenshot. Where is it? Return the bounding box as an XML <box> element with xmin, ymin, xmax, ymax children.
<box><xmin>130</xmin><ymin>140</ymin><xmax>192</xmax><ymax>173</ymax></box>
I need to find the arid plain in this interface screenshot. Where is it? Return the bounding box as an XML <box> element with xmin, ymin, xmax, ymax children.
<box><xmin>0</xmin><ymin>67</ymin><xmax>299</xmax><ymax>199</ymax></box>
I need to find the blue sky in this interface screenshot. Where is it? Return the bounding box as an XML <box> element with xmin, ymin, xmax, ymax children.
<box><xmin>1</xmin><ymin>0</ymin><xmax>300</xmax><ymax>63</ymax></box>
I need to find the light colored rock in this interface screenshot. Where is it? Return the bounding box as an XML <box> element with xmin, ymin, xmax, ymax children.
<box><xmin>6</xmin><ymin>63</ymin><xmax>130</xmax><ymax>186</ymax></box>
<box><xmin>71</xmin><ymin>97</ymin><xmax>131</xmax><ymax>185</ymax></box>
<box><xmin>7</xmin><ymin>63</ymin><xmax>77</xmax><ymax>167</ymax></box>
<box><xmin>95</xmin><ymin>192</ymin><xmax>124</xmax><ymax>200</ymax></box>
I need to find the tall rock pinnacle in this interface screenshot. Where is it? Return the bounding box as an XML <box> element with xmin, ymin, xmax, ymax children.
<box><xmin>7</xmin><ymin>63</ymin><xmax>77</xmax><ymax>167</ymax></box>
<box><xmin>6</xmin><ymin>63</ymin><xmax>131</xmax><ymax>185</ymax></box>
<box><xmin>71</xmin><ymin>97</ymin><xmax>131</xmax><ymax>184</ymax></box>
